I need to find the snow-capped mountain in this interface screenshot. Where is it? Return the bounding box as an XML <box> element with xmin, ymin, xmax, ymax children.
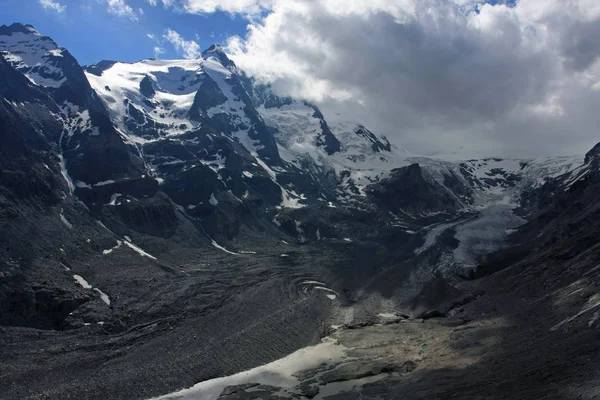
<box><xmin>1</xmin><ymin>22</ymin><xmax>591</xmax><ymax>236</ymax></box>
<box><xmin>0</xmin><ymin>23</ymin><xmax>67</xmax><ymax>88</ymax></box>
<box><xmin>81</xmin><ymin>48</ymin><xmax>587</xmax><ymax>216</ymax></box>
<box><xmin>80</xmin><ymin>45</ymin><xmax>421</xmax><ymax>217</ymax></box>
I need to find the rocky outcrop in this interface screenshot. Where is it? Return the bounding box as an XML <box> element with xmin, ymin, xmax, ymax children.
<box><xmin>585</xmin><ymin>141</ymin><xmax>600</xmax><ymax>169</ymax></box>
<box><xmin>83</xmin><ymin>60</ymin><xmax>118</xmax><ymax>77</ymax></box>
<box><xmin>139</xmin><ymin>75</ymin><xmax>155</xmax><ymax>98</ymax></box>
<box><xmin>0</xmin><ymin>265</ymin><xmax>91</xmax><ymax>330</ymax></box>
<box><xmin>366</xmin><ymin>163</ymin><xmax>465</xmax><ymax>217</ymax></box>
<box><xmin>354</xmin><ymin>125</ymin><xmax>391</xmax><ymax>152</ymax></box>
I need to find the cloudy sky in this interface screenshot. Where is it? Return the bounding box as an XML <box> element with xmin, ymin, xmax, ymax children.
<box><xmin>5</xmin><ymin>0</ymin><xmax>600</xmax><ymax>157</ymax></box>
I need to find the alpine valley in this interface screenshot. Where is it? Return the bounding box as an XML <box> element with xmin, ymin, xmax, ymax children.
<box><xmin>2</xmin><ymin>23</ymin><xmax>600</xmax><ymax>400</ymax></box>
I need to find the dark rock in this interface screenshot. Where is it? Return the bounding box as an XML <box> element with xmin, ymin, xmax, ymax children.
<box><xmin>140</xmin><ymin>75</ymin><xmax>155</xmax><ymax>98</ymax></box>
<box><xmin>420</xmin><ymin>310</ymin><xmax>445</xmax><ymax>319</ymax></box>
<box><xmin>299</xmin><ymin>383</ymin><xmax>320</xmax><ymax>398</ymax></box>
<box><xmin>354</xmin><ymin>125</ymin><xmax>391</xmax><ymax>152</ymax></box>
<box><xmin>585</xmin><ymin>141</ymin><xmax>600</xmax><ymax>169</ymax></box>
<box><xmin>319</xmin><ymin>362</ymin><xmax>397</xmax><ymax>384</ymax></box>
<box><xmin>366</xmin><ymin>164</ymin><xmax>466</xmax><ymax>216</ymax></box>
<box><xmin>84</xmin><ymin>60</ymin><xmax>118</xmax><ymax>76</ymax></box>
<box><xmin>114</xmin><ymin>194</ymin><xmax>179</xmax><ymax>238</ymax></box>
<box><xmin>220</xmin><ymin>383</ymin><xmax>260</xmax><ymax>396</ymax></box>
<box><xmin>412</xmin><ymin>271</ymin><xmax>463</xmax><ymax>316</ymax></box>
<box><xmin>293</xmin><ymin>363</ymin><xmax>333</xmax><ymax>381</ymax></box>
<box><xmin>202</xmin><ymin>44</ymin><xmax>237</xmax><ymax>70</ymax></box>
<box><xmin>0</xmin><ymin>270</ymin><xmax>91</xmax><ymax>330</ymax></box>
<box><xmin>188</xmin><ymin>74</ymin><xmax>228</xmax><ymax>121</ymax></box>
<box><xmin>397</xmin><ymin>360</ymin><xmax>417</xmax><ymax>373</ymax></box>
<box><xmin>0</xmin><ymin>23</ymin><xmax>39</xmax><ymax>35</ymax></box>
<box><xmin>315</xmin><ymin>118</ymin><xmax>341</xmax><ymax>155</ymax></box>
<box><xmin>438</xmin><ymin>316</ymin><xmax>467</xmax><ymax>327</ymax></box>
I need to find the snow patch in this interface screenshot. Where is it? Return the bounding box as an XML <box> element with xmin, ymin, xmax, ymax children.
<box><xmin>254</xmin><ymin>156</ymin><xmax>277</xmax><ymax>180</ymax></box>
<box><xmin>73</xmin><ymin>275</ymin><xmax>92</xmax><ymax>289</ymax></box>
<box><xmin>73</xmin><ymin>275</ymin><xmax>111</xmax><ymax>306</ymax></box>
<box><xmin>60</xmin><ymin>212</ymin><xmax>73</xmax><ymax>229</ymax></box>
<box><xmin>211</xmin><ymin>239</ymin><xmax>238</xmax><ymax>255</ymax></box>
<box><xmin>150</xmin><ymin>338</ymin><xmax>346</xmax><ymax>400</ymax></box>
<box><xmin>109</xmin><ymin>193</ymin><xmax>122</xmax><ymax>206</ymax></box>
<box><xmin>302</xmin><ymin>280</ymin><xmax>327</xmax><ymax>286</ymax></box>
<box><xmin>85</xmin><ymin>59</ymin><xmax>204</xmax><ymax>138</ymax></box>
<box><xmin>94</xmin><ymin>288</ymin><xmax>111</xmax><ymax>306</ymax></box>
<box><xmin>123</xmin><ymin>241</ymin><xmax>157</xmax><ymax>260</ymax></box>
<box><xmin>313</xmin><ymin>286</ymin><xmax>339</xmax><ymax>300</ymax></box>
<box><xmin>103</xmin><ymin>240</ymin><xmax>123</xmax><ymax>255</ymax></box>
<box><xmin>550</xmin><ymin>294</ymin><xmax>600</xmax><ymax>332</ymax></box>
<box><xmin>95</xmin><ymin>180</ymin><xmax>115</xmax><ymax>187</ymax></box>
<box><xmin>58</xmin><ymin>151</ymin><xmax>74</xmax><ymax>194</ymax></box>
<box><xmin>74</xmin><ymin>180</ymin><xmax>92</xmax><ymax>189</ymax></box>
<box><xmin>279</xmin><ymin>187</ymin><xmax>305</xmax><ymax>209</ymax></box>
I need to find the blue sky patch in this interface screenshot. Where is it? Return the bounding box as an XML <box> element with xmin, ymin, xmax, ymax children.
<box><xmin>3</xmin><ymin>0</ymin><xmax>249</xmax><ymax>65</ymax></box>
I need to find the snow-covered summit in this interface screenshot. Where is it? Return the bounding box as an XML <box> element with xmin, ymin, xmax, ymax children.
<box><xmin>2</xmin><ymin>24</ymin><xmax>585</xmax><ymax>215</ymax></box>
<box><xmin>85</xmin><ymin>58</ymin><xmax>205</xmax><ymax>138</ymax></box>
<box><xmin>201</xmin><ymin>44</ymin><xmax>237</xmax><ymax>70</ymax></box>
<box><xmin>83</xmin><ymin>46</ymin><xmax>588</xmax><ymax>209</ymax></box>
<box><xmin>0</xmin><ymin>23</ymin><xmax>68</xmax><ymax>88</ymax></box>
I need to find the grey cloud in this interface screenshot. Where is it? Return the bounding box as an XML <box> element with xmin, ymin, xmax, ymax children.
<box><xmin>227</xmin><ymin>0</ymin><xmax>600</xmax><ymax>157</ymax></box>
<box><xmin>560</xmin><ymin>19</ymin><xmax>600</xmax><ymax>71</ymax></box>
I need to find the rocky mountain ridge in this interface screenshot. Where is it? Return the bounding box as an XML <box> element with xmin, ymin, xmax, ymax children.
<box><xmin>1</xmin><ymin>23</ymin><xmax>586</xmax><ymax>231</ymax></box>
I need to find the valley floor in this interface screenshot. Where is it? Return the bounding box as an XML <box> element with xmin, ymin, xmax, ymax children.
<box><xmin>3</xmin><ymin>202</ymin><xmax>600</xmax><ymax>400</ymax></box>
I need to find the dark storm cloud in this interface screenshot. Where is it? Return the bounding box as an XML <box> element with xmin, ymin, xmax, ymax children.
<box><xmin>224</xmin><ymin>0</ymin><xmax>600</xmax><ymax>157</ymax></box>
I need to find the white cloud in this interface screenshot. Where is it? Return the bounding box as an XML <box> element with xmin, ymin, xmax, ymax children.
<box><xmin>183</xmin><ymin>0</ymin><xmax>272</xmax><ymax>15</ymax></box>
<box><xmin>153</xmin><ymin>46</ymin><xmax>165</xmax><ymax>58</ymax></box>
<box><xmin>147</xmin><ymin>33</ymin><xmax>156</xmax><ymax>40</ymax></box>
<box><xmin>163</xmin><ymin>28</ymin><xmax>201</xmax><ymax>59</ymax></box>
<box><xmin>149</xmin><ymin>0</ymin><xmax>175</xmax><ymax>7</ymax></box>
<box><xmin>105</xmin><ymin>0</ymin><xmax>138</xmax><ymax>21</ymax></box>
<box><xmin>221</xmin><ymin>0</ymin><xmax>600</xmax><ymax>157</ymax></box>
<box><xmin>39</xmin><ymin>0</ymin><xmax>66</xmax><ymax>13</ymax></box>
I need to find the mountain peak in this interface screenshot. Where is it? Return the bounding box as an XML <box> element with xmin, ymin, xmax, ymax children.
<box><xmin>83</xmin><ymin>60</ymin><xmax>119</xmax><ymax>77</ymax></box>
<box><xmin>202</xmin><ymin>44</ymin><xmax>236</xmax><ymax>69</ymax></box>
<box><xmin>585</xmin><ymin>141</ymin><xmax>600</xmax><ymax>168</ymax></box>
<box><xmin>0</xmin><ymin>23</ymin><xmax>40</xmax><ymax>36</ymax></box>
<box><xmin>203</xmin><ymin>44</ymin><xmax>224</xmax><ymax>53</ymax></box>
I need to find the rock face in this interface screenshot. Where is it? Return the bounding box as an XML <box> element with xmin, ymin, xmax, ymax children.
<box><xmin>585</xmin><ymin>142</ymin><xmax>600</xmax><ymax>168</ymax></box>
<box><xmin>366</xmin><ymin>163</ymin><xmax>467</xmax><ymax>217</ymax></box>
<box><xmin>354</xmin><ymin>125</ymin><xmax>391</xmax><ymax>153</ymax></box>
<box><xmin>1</xmin><ymin>22</ymin><xmax>599</xmax><ymax>400</ymax></box>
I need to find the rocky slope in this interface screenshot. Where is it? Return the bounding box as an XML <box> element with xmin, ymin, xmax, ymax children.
<box><xmin>152</xmin><ymin>131</ymin><xmax>600</xmax><ymax>400</ymax></box>
<box><xmin>0</xmin><ymin>22</ymin><xmax>598</xmax><ymax>400</ymax></box>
